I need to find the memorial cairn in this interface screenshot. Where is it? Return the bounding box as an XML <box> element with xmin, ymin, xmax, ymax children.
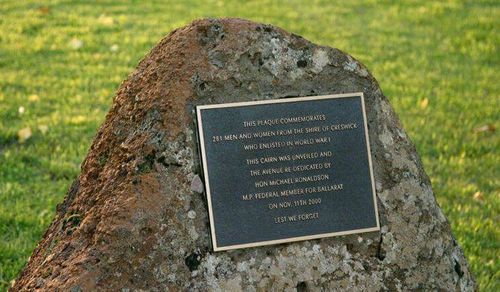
<box><xmin>12</xmin><ymin>18</ymin><xmax>474</xmax><ymax>291</ymax></box>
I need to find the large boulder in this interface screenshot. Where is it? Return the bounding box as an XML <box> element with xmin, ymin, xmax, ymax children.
<box><xmin>12</xmin><ymin>18</ymin><xmax>475</xmax><ymax>291</ymax></box>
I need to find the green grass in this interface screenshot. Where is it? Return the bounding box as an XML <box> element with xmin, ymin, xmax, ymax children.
<box><xmin>0</xmin><ymin>0</ymin><xmax>498</xmax><ymax>290</ymax></box>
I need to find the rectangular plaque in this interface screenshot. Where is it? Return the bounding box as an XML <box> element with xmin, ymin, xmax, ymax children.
<box><xmin>196</xmin><ymin>92</ymin><xmax>379</xmax><ymax>251</ymax></box>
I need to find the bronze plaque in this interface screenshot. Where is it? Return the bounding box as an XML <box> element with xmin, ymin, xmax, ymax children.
<box><xmin>196</xmin><ymin>93</ymin><xmax>379</xmax><ymax>251</ymax></box>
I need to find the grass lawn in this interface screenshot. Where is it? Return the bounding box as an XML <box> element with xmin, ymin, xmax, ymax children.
<box><xmin>0</xmin><ymin>0</ymin><xmax>498</xmax><ymax>290</ymax></box>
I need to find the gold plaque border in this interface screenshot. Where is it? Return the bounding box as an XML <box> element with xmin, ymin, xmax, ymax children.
<box><xmin>196</xmin><ymin>92</ymin><xmax>380</xmax><ymax>251</ymax></box>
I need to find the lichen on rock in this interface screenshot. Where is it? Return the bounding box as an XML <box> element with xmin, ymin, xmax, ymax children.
<box><xmin>12</xmin><ymin>18</ymin><xmax>475</xmax><ymax>291</ymax></box>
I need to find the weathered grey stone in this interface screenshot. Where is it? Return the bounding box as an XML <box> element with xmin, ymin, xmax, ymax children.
<box><xmin>190</xmin><ymin>175</ymin><xmax>204</xmax><ymax>194</ymax></box>
<box><xmin>12</xmin><ymin>18</ymin><xmax>475</xmax><ymax>291</ymax></box>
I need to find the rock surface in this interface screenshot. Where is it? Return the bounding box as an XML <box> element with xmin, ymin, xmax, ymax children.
<box><xmin>13</xmin><ymin>18</ymin><xmax>475</xmax><ymax>291</ymax></box>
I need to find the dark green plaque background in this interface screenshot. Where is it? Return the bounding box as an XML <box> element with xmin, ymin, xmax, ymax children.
<box><xmin>196</xmin><ymin>93</ymin><xmax>379</xmax><ymax>251</ymax></box>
